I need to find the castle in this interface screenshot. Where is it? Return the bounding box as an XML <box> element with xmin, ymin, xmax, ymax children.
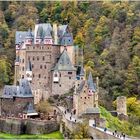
<box><xmin>0</xmin><ymin>22</ymin><xmax>101</xmax><ymax>119</ymax></box>
<box><xmin>0</xmin><ymin>22</ymin><xmax>127</xmax><ymax>125</ymax></box>
<box><xmin>15</xmin><ymin>23</ymin><xmax>78</xmax><ymax>104</ymax></box>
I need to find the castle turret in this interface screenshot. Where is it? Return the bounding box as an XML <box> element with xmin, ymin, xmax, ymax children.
<box><xmin>25</xmin><ymin>29</ymin><xmax>33</xmax><ymax>45</ymax></box>
<box><xmin>87</xmin><ymin>72</ymin><xmax>96</xmax><ymax>96</ymax></box>
<box><xmin>26</xmin><ymin>60</ymin><xmax>32</xmax><ymax>82</ymax></box>
<box><xmin>117</xmin><ymin>96</ymin><xmax>127</xmax><ymax>116</ymax></box>
<box><xmin>79</xmin><ymin>65</ymin><xmax>85</xmax><ymax>80</ymax></box>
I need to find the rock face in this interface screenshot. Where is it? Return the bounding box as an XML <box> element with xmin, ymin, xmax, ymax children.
<box><xmin>0</xmin><ymin>118</ymin><xmax>59</xmax><ymax>135</ymax></box>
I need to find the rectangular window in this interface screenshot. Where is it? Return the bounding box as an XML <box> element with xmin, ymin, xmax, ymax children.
<box><xmin>68</xmin><ymin>72</ymin><xmax>72</xmax><ymax>74</ymax></box>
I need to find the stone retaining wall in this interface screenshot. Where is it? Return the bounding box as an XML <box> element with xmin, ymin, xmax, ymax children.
<box><xmin>0</xmin><ymin>118</ymin><xmax>59</xmax><ymax>135</ymax></box>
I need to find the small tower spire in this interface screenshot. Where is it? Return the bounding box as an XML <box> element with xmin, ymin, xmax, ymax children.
<box><xmin>87</xmin><ymin>72</ymin><xmax>96</xmax><ymax>92</ymax></box>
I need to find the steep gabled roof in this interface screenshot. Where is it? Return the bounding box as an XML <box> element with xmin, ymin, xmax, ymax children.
<box><xmin>16</xmin><ymin>79</ymin><xmax>33</xmax><ymax>97</ymax></box>
<box><xmin>76</xmin><ymin>81</ymin><xmax>85</xmax><ymax>93</ymax></box>
<box><xmin>58</xmin><ymin>25</ymin><xmax>68</xmax><ymax>37</ymax></box>
<box><xmin>79</xmin><ymin>65</ymin><xmax>85</xmax><ymax>76</ymax></box>
<box><xmin>2</xmin><ymin>85</ymin><xmax>17</xmax><ymax>98</ymax></box>
<box><xmin>26</xmin><ymin>29</ymin><xmax>33</xmax><ymax>39</ymax></box>
<box><xmin>87</xmin><ymin>72</ymin><xmax>96</xmax><ymax>92</ymax></box>
<box><xmin>24</xmin><ymin>103</ymin><xmax>37</xmax><ymax>114</ymax></box>
<box><xmin>53</xmin><ymin>49</ymin><xmax>76</xmax><ymax>71</ymax></box>
<box><xmin>35</xmin><ymin>23</ymin><xmax>52</xmax><ymax>39</ymax></box>
<box><xmin>15</xmin><ymin>31</ymin><xmax>34</xmax><ymax>44</ymax></box>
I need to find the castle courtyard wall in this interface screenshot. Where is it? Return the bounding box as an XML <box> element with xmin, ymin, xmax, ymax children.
<box><xmin>0</xmin><ymin>118</ymin><xmax>59</xmax><ymax>135</ymax></box>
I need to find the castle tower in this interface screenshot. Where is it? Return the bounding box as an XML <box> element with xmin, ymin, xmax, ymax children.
<box><xmin>87</xmin><ymin>72</ymin><xmax>96</xmax><ymax>96</ymax></box>
<box><xmin>51</xmin><ymin>49</ymin><xmax>76</xmax><ymax>95</ymax></box>
<box><xmin>117</xmin><ymin>96</ymin><xmax>127</xmax><ymax>116</ymax></box>
<box><xmin>59</xmin><ymin>25</ymin><xmax>75</xmax><ymax>65</ymax></box>
<box><xmin>73</xmin><ymin>71</ymin><xmax>99</xmax><ymax>117</ymax></box>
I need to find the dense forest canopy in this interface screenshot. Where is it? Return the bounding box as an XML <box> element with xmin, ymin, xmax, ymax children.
<box><xmin>0</xmin><ymin>1</ymin><xmax>140</xmax><ymax>104</ymax></box>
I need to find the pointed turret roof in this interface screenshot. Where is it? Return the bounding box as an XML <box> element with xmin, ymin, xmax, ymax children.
<box><xmin>87</xmin><ymin>72</ymin><xmax>96</xmax><ymax>92</ymax></box>
<box><xmin>79</xmin><ymin>65</ymin><xmax>85</xmax><ymax>76</ymax></box>
<box><xmin>53</xmin><ymin>49</ymin><xmax>76</xmax><ymax>71</ymax></box>
<box><xmin>26</xmin><ymin>61</ymin><xmax>32</xmax><ymax>71</ymax></box>
<box><xmin>16</xmin><ymin>79</ymin><xmax>33</xmax><ymax>97</ymax></box>
<box><xmin>25</xmin><ymin>103</ymin><xmax>37</xmax><ymax>114</ymax></box>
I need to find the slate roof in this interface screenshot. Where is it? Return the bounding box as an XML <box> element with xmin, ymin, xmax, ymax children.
<box><xmin>76</xmin><ymin>80</ymin><xmax>85</xmax><ymax>93</ymax></box>
<box><xmin>87</xmin><ymin>72</ymin><xmax>96</xmax><ymax>92</ymax></box>
<box><xmin>3</xmin><ymin>85</ymin><xmax>17</xmax><ymax>98</ymax></box>
<box><xmin>16</xmin><ymin>79</ymin><xmax>33</xmax><ymax>97</ymax></box>
<box><xmin>35</xmin><ymin>23</ymin><xmax>52</xmax><ymax>39</ymax></box>
<box><xmin>15</xmin><ymin>31</ymin><xmax>34</xmax><ymax>44</ymax></box>
<box><xmin>2</xmin><ymin>79</ymin><xmax>33</xmax><ymax>98</ymax></box>
<box><xmin>60</xmin><ymin>35</ymin><xmax>73</xmax><ymax>46</ymax></box>
<box><xmin>26</xmin><ymin>29</ymin><xmax>33</xmax><ymax>39</ymax></box>
<box><xmin>58</xmin><ymin>25</ymin><xmax>68</xmax><ymax>37</ymax></box>
<box><xmin>79</xmin><ymin>65</ymin><xmax>85</xmax><ymax>76</ymax></box>
<box><xmin>52</xmin><ymin>49</ymin><xmax>76</xmax><ymax>71</ymax></box>
<box><xmin>24</xmin><ymin>103</ymin><xmax>37</xmax><ymax>114</ymax></box>
<box><xmin>15</xmin><ymin>23</ymin><xmax>74</xmax><ymax>45</ymax></box>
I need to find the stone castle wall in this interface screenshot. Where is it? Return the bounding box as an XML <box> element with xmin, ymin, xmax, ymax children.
<box><xmin>52</xmin><ymin>71</ymin><xmax>76</xmax><ymax>95</ymax></box>
<box><xmin>0</xmin><ymin>118</ymin><xmax>59</xmax><ymax>135</ymax></box>
<box><xmin>1</xmin><ymin>97</ymin><xmax>33</xmax><ymax>117</ymax></box>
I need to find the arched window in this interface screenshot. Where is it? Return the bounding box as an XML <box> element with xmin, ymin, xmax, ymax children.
<box><xmin>33</xmin><ymin>57</ymin><xmax>34</xmax><ymax>61</ymax></box>
<box><xmin>44</xmin><ymin>65</ymin><xmax>46</xmax><ymax>69</ymax></box>
<box><xmin>22</xmin><ymin>59</ymin><xmax>24</xmax><ymax>63</ymax></box>
<box><xmin>39</xmin><ymin>74</ymin><xmax>41</xmax><ymax>78</ymax></box>
<box><xmin>40</xmin><ymin>65</ymin><xmax>42</xmax><ymax>69</ymax></box>
<box><xmin>37</xmin><ymin>56</ymin><xmax>39</xmax><ymax>61</ymax></box>
<box><xmin>43</xmin><ymin>56</ymin><xmax>45</xmax><ymax>61</ymax></box>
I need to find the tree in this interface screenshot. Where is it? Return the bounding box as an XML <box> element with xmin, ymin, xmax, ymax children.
<box><xmin>73</xmin><ymin>122</ymin><xmax>89</xmax><ymax>139</ymax></box>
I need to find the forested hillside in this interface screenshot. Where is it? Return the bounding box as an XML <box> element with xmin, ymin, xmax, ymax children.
<box><xmin>0</xmin><ymin>1</ymin><xmax>140</xmax><ymax>105</ymax></box>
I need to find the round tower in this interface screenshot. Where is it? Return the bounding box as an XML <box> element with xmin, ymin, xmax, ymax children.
<box><xmin>117</xmin><ymin>96</ymin><xmax>127</xmax><ymax>116</ymax></box>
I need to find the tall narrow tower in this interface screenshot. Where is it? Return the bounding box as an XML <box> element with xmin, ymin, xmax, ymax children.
<box><xmin>117</xmin><ymin>96</ymin><xmax>127</xmax><ymax>116</ymax></box>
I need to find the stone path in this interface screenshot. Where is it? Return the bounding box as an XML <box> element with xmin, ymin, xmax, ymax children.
<box><xmin>58</xmin><ymin>106</ymin><xmax>136</xmax><ymax>140</ymax></box>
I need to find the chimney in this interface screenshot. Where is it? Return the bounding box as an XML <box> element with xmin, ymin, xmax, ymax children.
<box><xmin>53</xmin><ymin>24</ymin><xmax>58</xmax><ymax>45</ymax></box>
